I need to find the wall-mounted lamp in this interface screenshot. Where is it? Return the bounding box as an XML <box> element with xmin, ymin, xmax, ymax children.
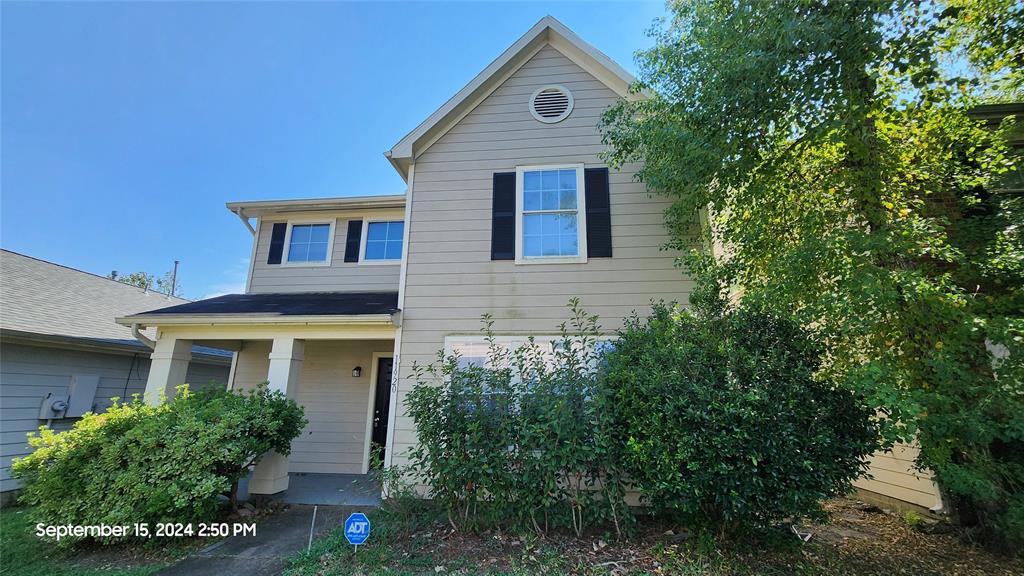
<box><xmin>352</xmin><ymin>366</ymin><xmax>362</xmax><ymax>378</ymax></box>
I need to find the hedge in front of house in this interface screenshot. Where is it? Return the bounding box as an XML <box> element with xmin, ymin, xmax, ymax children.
<box><xmin>12</xmin><ymin>385</ymin><xmax>306</xmax><ymax>544</ymax></box>
<box><xmin>405</xmin><ymin>300</ymin><xmax>880</xmax><ymax>539</ymax></box>
<box><xmin>602</xmin><ymin>303</ymin><xmax>881</xmax><ymax>534</ymax></box>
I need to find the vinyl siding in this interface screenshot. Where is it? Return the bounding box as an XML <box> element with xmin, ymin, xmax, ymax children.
<box><xmin>392</xmin><ymin>44</ymin><xmax>693</xmax><ymax>469</ymax></box>
<box><xmin>855</xmin><ymin>443</ymin><xmax>942</xmax><ymax>510</ymax></box>
<box><xmin>248</xmin><ymin>210</ymin><xmax>403</xmax><ymax>294</ymax></box>
<box><xmin>230</xmin><ymin>339</ymin><xmax>393</xmax><ymax>474</ymax></box>
<box><xmin>0</xmin><ymin>342</ymin><xmax>229</xmax><ymax>492</ymax></box>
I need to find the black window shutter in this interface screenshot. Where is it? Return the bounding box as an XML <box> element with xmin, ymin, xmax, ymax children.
<box><xmin>491</xmin><ymin>172</ymin><xmax>516</xmax><ymax>260</ymax></box>
<box><xmin>585</xmin><ymin>167</ymin><xmax>612</xmax><ymax>258</ymax></box>
<box><xmin>344</xmin><ymin>220</ymin><xmax>363</xmax><ymax>262</ymax></box>
<box><xmin>267</xmin><ymin>223</ymin><xmax>287</xmax><ymax>264</ymax></box>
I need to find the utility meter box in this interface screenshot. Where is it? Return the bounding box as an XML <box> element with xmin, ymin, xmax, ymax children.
<box><xmin>66</xmin><ymin>374</ymin><xmax>100</xmax><ymax>417</ymax></box>
<box><xmin>39</xmin><ymin>393</ymin><xmax>69</xmax><ymax>419</ymax></box>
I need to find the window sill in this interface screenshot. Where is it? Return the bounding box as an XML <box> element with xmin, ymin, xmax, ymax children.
<box><xmin>358</xmin><ymin>259</ymin><xmax>402</xmax><ymax>266</ymax></box>
<box><xmin>279</xmin><ymin>260</ymin><xmax>332</xmax><ymax>268</ymax></box>
<box><xmin>514</xmin><ymin>256</ymin><xmax>588</xmax><ymax>265</ymax></box>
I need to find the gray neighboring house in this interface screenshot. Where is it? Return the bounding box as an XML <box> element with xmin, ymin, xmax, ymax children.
<box><xmin>0</xmin><ymin>249</ymin><xmax>232</xmax><ymax>500</ymax></box>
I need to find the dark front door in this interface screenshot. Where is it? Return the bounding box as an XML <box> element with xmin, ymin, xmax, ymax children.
<box><xmin>370</xmin><ymin>357</ymin><xmax>394</xmax><ymax>466</ymax></box>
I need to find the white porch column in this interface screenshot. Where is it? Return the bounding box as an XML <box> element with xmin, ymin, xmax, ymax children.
<box><xmin>249</xmin><ymin>337</ymin><xmax>304</xmax><ymax>495</ymax></box>
<box><xmin>143</xmin><ymin>337</ymin><xmax>192</xmax><ymax>405</ymax></box>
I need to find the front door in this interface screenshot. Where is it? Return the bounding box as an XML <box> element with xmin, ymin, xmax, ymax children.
<box><xmin>370</xmin><ymin>357</ymin><xmax>393</xmax><ymax>467</ymax></box>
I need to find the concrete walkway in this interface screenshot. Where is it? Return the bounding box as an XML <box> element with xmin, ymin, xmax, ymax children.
<box><xmin>238</xmin><ymin>472</ymin><xmax>382</xmax><ymax>506</ymax></box>
<box><xmin>155</xmin><ymin>505</ymin><xmax>363</xmax><ymax>576</ymax></box>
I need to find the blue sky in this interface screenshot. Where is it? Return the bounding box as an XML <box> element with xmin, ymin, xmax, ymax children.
<box><xmin>1</xmin><ymin>1</ymin><xmax>665</xmax><ymax>298</ymax></box>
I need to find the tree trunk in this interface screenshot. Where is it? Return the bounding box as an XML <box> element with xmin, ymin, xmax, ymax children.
<box><xmin>230</xmin><ymin>478</ymin><xmax>240</xmax><ymax>513</ymax></box>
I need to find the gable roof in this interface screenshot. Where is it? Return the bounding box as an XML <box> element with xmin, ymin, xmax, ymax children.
<box><xmin>0</xmin><ymin>250</ymin><xmax>229</xmax><ymax>359</ymax></box>
<box><xmin>384</xmin><ymin>15</ymin><xmax>639</xmax><ymax>180</ymax></box>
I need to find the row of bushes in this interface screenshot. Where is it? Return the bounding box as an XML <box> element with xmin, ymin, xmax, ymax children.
<box><xmin>13</xmin><ymin>385</ymin><xmax>306</xmax><ymax>543</ymax></box>
<box><xmin>404</xmin><ymin>300</ymin><xmax>881</xmax><ymax>538</ymax></box>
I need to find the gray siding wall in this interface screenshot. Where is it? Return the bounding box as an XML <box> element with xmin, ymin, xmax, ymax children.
<box><xmin>248</xmin><ymin>210</ymin><xmax>403</xmax><ymax>294</ymax></box>
<box><xmin>392</xmin><ymin>45</ymin><xmax>693</xmax><ymax>467</ymax></box>
<box><xmin>0</xmin><ymin>342</ymin><xmax>230</xmax><ymax>492</ymax></box>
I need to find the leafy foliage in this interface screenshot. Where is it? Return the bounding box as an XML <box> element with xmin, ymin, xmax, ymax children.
<box><xmin>602</xmin><ymin>302</ymin><xmax>879</xmax><ymax>535</ymax></box>
<box><xmin>405</xmin><ymin>301</ymin><xmax>876</xmax><ymax>538</ymax></box>
<box><xmin>601</xmin><ymin>0</ymin><xmax>1023</xmax><ymax>549</ymax></box>
<box><xmin>108</xmin><ymin>269</ymin><xmax>182</xmax><ymax>297</ymax></box>
<box><xmin>404</xmin><ymin>300</ymin><xmax>631</xmax><ymax>537</ymax></box>
<box><xmin>12</xmin><ymin>385</ymin><xmax>306</xmax><ymax>544</ymax></box>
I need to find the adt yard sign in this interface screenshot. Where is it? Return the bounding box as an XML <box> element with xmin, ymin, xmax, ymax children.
<box><xmin>344</xmin><ymin>512</ymin><xmax>371</xmax><ymax>547</ymax></box>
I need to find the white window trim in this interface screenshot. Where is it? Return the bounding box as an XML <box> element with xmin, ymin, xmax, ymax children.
<box><xmin>359</xmin><ymin>219</ymin><xmax>405</xmax><ymax>265</ymax></box>
<box><xmin>514</xmin><ymin>164</ymin><xmax>587</xmax><ymax>265</ymax></box>
<box><xmin>444</xmin><ymin>334</ymin><xmax>615</xmax><ymax>372</ymax></box>
<box><xmin>281</xmin><ymin>218</ymin><xmax>336</xmax><ymax>267</ymax></box>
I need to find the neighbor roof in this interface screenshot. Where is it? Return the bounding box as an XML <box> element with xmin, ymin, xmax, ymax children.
<box><xmin>118</xmin><ymin>291</ymin><xmax>399</xmax><ymax>325</ymax></box>
<box><xmin>384</xmin><ymin>15</ymin><xmax>640</xmax><ymax>180</ymax></box>
<box><xmin>0</xmin><ymin>250</ymin><xmax>230</xmax><ymax>359</ymax></box>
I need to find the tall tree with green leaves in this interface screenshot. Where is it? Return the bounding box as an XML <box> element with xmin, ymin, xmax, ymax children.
<box><xmin>109</xmin><ymin>268</ymin><xmax>182</xmax><ymax>296</ymax></box>
<box><xmin>602</xmin><ymin>0</ymin><xmax>1023</xmax><ymax>548</ymax></box>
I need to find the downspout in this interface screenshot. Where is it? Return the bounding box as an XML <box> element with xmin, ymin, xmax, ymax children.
<box><xmin>130</xmin><ymin>323</ymin><xmax>156</xmax><ymax>350</ymax></box>
<box><xmin>233</xmin><ymin>208</ymin><xmax>256</xmax><ymax>236</ymax></box>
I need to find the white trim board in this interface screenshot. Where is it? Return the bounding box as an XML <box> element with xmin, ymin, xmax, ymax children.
<box><xmin>385</xmin><ymin>15</ymin><xmax>642</xmax><ymax>180</ymax></box>
<box><xmin>514</xmin><ymin>164</ymin><xmax>588</xmax><ymax>265</ymax></box>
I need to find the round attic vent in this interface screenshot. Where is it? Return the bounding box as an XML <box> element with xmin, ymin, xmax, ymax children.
<box><xmin>529</xmin><ymin>85</ymin><xmax>574</xmax><ymax>123</ymax></box>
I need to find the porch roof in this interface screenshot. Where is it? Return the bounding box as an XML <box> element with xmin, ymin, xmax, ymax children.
<box><xmin>116</xmin><ymin>291</ymin><xmax>399</xmax><ymax>326</ymax></box>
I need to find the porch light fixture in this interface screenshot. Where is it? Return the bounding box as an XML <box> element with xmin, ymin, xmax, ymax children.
<box><xmin>352</xmin><ymin>366</ymin><xmax>362</xmax><ymax>378</ymax></box>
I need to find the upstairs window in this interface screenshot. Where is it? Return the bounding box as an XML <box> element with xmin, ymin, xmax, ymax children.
<box><xmin>363</xmin><ymin>220</ymin><xmax>404</xmax><ymax>262</ymax></box>
<box><xmin>286</xmin><ymin>222</ymin><xmax>333</xmax><ymax>264</ymax></box>
<box><xmin>516</xmin><ymin>165</ymin><xmax>586</xmax><ymax>262</ymax></box>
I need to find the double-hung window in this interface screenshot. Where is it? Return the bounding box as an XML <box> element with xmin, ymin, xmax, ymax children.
<box><xmin>286</xmin><ymin>222</ymin><xmax>333</xmax><ymax>264</ymax></box>
<box><xmin>362</xmin><ymin>220</ymin><xmax>404</xmax><ymax>262</ymax></box>
<box><xmin>516</xmin><ymin>165</ymin><xmax>586</xmax><ymax>263</ymax></box>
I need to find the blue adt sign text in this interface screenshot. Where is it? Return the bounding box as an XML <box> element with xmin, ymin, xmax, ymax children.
<box><xmin>344</xmin><ymin>512</ymin><xmax>371</xmax><ymax>545</ymax></box>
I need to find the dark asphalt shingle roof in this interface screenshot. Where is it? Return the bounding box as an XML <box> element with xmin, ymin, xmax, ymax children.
<box><xmin>134</xmin><ymin>291</ymin><xmax>399</xmax><ymax>317</ymax></box>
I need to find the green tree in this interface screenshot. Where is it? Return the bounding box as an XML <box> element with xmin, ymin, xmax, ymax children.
<box><xmin>602</xmin><ymin>0</ymin><xmax>1023</xmax><ymax>549</ymax></box>
<box><xmin>109</xmin><ymin>267</ymin><xmax>182</xmax><ymax>296</ymax></box>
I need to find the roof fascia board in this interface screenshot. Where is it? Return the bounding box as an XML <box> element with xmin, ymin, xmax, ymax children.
<box><xmin>410</xmin><ymin>41</ymin><xmax>548</xmax><ymax>164</ymax></box>
<box><xmin>116</xmin><ymin>313</ymin><xmax>397</xmax><ymax>327</ymax></box>
<box><xmin>385</xmin><ymin>16</ymin><xmax>643</xmax><ymax>179</ymax></box>
<box><xmin>225</xmin><ymin>195</ymin><xmax>406</xmax><ymax>217</ymax></box>
<box><xmin>0</xmin><ymin>329</ymin><xmax>231</xmax><ymax>364</ymax></box>
<box><xmin>546</xmin><ymin>31</ymin><xmax>638</xmax><ymax>100</ymax></box>
<box><xmin>388</xmin><ymin>21</ymin><xmax>551</xmax><ymax>164</ymax></box>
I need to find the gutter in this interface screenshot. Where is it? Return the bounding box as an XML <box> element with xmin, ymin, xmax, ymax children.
<box><xmin>115</xmin><ymin>313</ymin><xmax>399</xmax><ymax>327</ymax></box>
<box><xmin>231</xmin><ymin>207</ymin><xmax>256</xmax><ymax>236</ymax></box>
<box><xmin>131</xmin><ymin>323</ymin><xmax>156</xmax><ymax>350</ymax></box>
<box><xmin>0</xmin><ymin>329</ymin><xmax>231</xmax><ymax>365</ymax></box>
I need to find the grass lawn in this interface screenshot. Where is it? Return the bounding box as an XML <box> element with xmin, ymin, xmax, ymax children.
<box><xmin>0</xmin><ymin>507</ymin><xmax>197</xmax><ymax>576</ymax></box>
<box><xmin>286</xmin><ymin>498</ymin><xmax>1024</xmax><ymax>576</ymax></box>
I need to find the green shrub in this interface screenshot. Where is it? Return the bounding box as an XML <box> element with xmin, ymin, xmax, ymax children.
<box><xmin>12</xmin><ymin>384</ymin><xmax>306</xmax><ymax>544</ymax></box>
<box><xmin>405</xmin><ymin>300</ymin><xmax>630</xmax><ymax>537</ymax></box>
<box><xmin>601</xmin><ymin>303</ymin><xmax>880</xmax><ymax>535</ymax></box>
<box><xmin>405</xmin><ymin>299</ymin><xmax>880</xmax><ymax>539</ymax></box>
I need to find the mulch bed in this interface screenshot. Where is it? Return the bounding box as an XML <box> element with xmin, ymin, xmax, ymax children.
<box><xmin>391</xmin><ymin>498</ymin><xmax>1023</xmax><ymax>575</ymax></box>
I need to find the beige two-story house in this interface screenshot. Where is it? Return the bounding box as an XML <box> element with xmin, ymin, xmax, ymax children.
<box><xmin>118</xmin><ymin>16</ymin><xmax>941</xmax><ymax>512</ymax></box>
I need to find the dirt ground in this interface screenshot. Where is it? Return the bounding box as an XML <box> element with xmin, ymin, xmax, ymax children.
<box><xmin>376</xmin><ymin>498</ymin><xmax>1024</xmax><ymax>575</ymax></box>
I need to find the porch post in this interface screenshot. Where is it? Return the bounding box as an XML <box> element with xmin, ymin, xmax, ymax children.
<box><xmin>249</xmin><ymin>337</ymin><xmax>304</xmax><ymax>495</ymax></box>
<box><xmin>143</xmin><ymin>337</ymin><xmax>192</xmax><ymax>405</ymax></box>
